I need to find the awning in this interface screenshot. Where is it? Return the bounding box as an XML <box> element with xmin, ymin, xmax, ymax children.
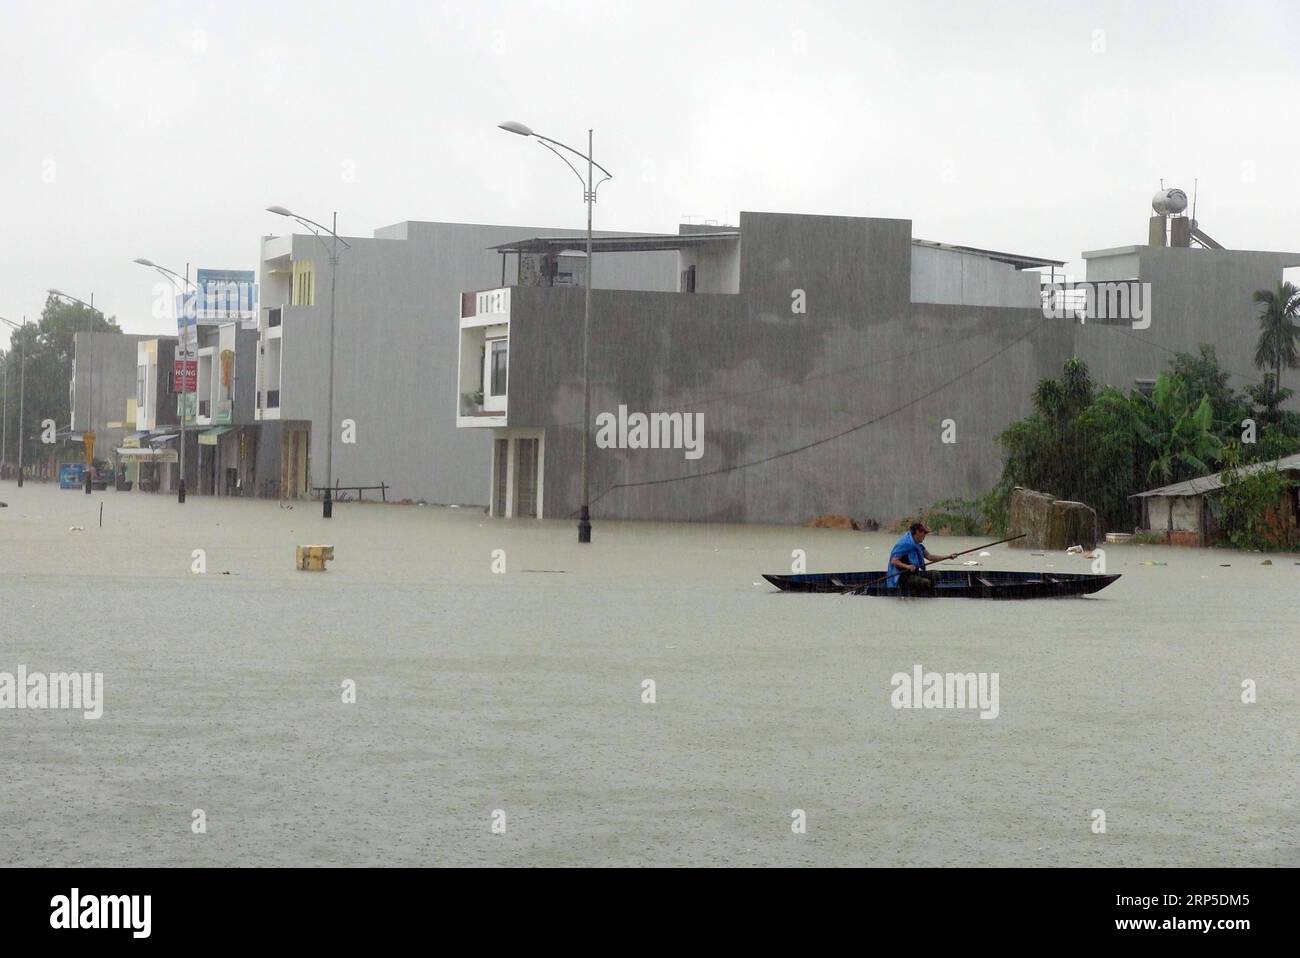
<box><xmin>116</xmin><ymin>447</ymin><xmax>178</xmax><ymax>462</ymax></box>
<box><xmin>122</xmin><ymin>431</ymin><xmax>149</xmax><ymax>448</ymax></box>
<box><xmin>149</xmin><ymin>433</ymin><xmax>179</xmax><ymax>446</ymax></box>
<box><xmin>198</xmin><ymin>425</ymin><xmax>234</xmax><ymax>446</ymax></box>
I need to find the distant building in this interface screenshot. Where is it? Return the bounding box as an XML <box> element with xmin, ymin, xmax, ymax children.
<box><xmin>191</xmin><ymin>322</ymin><xmax>259</xmax><ymax>496</ymax></box>
<box><xmin>458</xmin><ymin>200</ymin><xmax>1300</xmax><ymax>528</ymax></box>
<box><xmin>456</xmin><ymin>211</ymin><xmax>1071</xmax><ymax>524</ymax></box>
<box><xmin>255</xmin><ymin>220</ymin><xmax>678</xmax><ymax>503</ymax></box>
<box><xmin>71</xmin><ymin>331</ymin><xmax>157</xmax><ymax>458</ymax></box>
<box><xmin>1077</xmin><ymin>242</ymin><xmax>1300</xmax><ymax>402</ymax></box>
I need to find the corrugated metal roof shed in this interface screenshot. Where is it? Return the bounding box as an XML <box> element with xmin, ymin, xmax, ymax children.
<box><xmin>1131</xmin><ymin>453</ymin><xmax>1300</xmax><ymax>498</ymax></box>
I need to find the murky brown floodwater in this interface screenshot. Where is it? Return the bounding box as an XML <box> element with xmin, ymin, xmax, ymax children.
<box><xmin>1</xmin><ymin>481</ymin><xmax>1296</xmax><ymax>866</ymax></box>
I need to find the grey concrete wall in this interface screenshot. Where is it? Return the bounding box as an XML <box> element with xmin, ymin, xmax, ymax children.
<box><xmin>1078</xmin><ymin>247</ymin><xmax>1300</xmax><ymax>406</ymax></box>
<box><xmin>72</xmin><ymin>332</ymin><xmax>158</xmax><ymax>436</ymax></box>
<box><xmin>270</xmin><ymin>220</ymin><xmax>677</xmax><ymax>504</ymax></box>
<box><xmin>677</xmin><ymin>238</ymin><xmax>741</xmax><ymax>293</ymax></box>
<box><xmin>911</xmin><ymin>245</ymin><xmax>1041</xmax><ymax>308</ymax></box>
<box><xmin>72</xmin><ymin>332</ymin><xmax>174</xmax><ymax>462</ymax></box>
<box><xmin>508</xmin><ymin>211</ymin><xmax>1074</xmax><ymax>526</ymax></box>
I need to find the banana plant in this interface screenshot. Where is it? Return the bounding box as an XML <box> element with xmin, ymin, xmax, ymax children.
<box><xmin>1133</xmin><ymin>373</ymin><xmax>1224</xmax><ymax>484</ymax></box>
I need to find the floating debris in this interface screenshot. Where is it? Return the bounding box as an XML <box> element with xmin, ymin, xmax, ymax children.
<box><xmin>1138</xmin><ymin>561</ymin><xmax>1166</xmax><ymax>566</ymax></box>
<box><xmin>978</xmin><ymin>551</ymin><xmax>991</xmax><ymax>557</ymax></box>
<box><xmin>1260</xmin><ymin>559</ymin><xmax>1273</xmax><ymax>566</ymax></box>
<box><xmin>68</xmin><ymin>525</ymin><xmax>85</xmax><ymax>532</ymax></box>
<box><xmin>1066</xmin><ymin>545</ymin><xmax>1084</xmax><ymax>554</ymax></box>
<box><xmin>962</xmin><ymin>560</ymin><xmax>980</xmax><ymax>566</ymax></box>
<box><xmin>1220</xmin><ymin>564</ymin><xmax>1231</xmax><ymax>567</ymax></box>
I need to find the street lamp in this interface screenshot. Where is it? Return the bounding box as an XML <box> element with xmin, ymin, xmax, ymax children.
<box><xmin>0</xmin><ymin>316</ymin><xmax>28</xmax><ymax>488</ymax></box>
<box><xmin>266</xmin><ymin>205</ymin><xmax>351</xmax><ymax>518</ymax></box>
<box><xmin>49</xmin><ymin>289</ymin><xmax>104</xmax><ymax>494</ymax></box>
<box><xmin>498</xmin><ymin>120</ymin><xmax>612</xmax><ymax>543</ymax></box>
<box><xmin>132</xmin><ymin>260</ymin><xmax>198</xmax><ymax>503</ymax></box>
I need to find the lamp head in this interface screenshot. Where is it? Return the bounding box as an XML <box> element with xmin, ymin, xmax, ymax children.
<box><xmin>266</xmin><ymin>205</ymin><xmax>294</xmax><ymax>217</ymax></box>
<box><xmin>132</xmin><ymin>258</ymin><xmax>156</xmax><ymax>268</ymax></box>
<box><xmin>497</xmin><ymin>120</ymin><xmax>533</xmax><ymax>137</ymax></box>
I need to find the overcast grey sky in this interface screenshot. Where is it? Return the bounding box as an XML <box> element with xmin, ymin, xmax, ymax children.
<box><xmin>2</xmin><ymin>0</ymin><xmax>1297</xmax><ymax>342</ymax></box>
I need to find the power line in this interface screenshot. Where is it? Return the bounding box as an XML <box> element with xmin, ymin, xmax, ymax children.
<box><xmin>579</xmin><ymin>315</ymin><xmax>1051</xmax><ymax>512</ymax></box>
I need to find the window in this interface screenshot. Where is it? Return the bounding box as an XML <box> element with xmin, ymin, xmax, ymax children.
<box><xmin>490</xmin><ymin>339</ymin><xmax>508</xmax><ymax>397</ymax></box>
<box><xmin>1135</xmin><ymin>378</ymin><xmax>1156</xmax><ymax>397</ymax></box>
<box><xmin>681</xmin><ymin>264</ymin><xmax>696</xmax><ymax>293</ymax></box>
<box><xmin>136</xmin><ymin>366</ymin><xmax>146</xmax><ymax>408</ymax></box>
<box><xmin>291</xmin><ymin>261</ymin><xmax>315</xmax><ymax>306</ymax></box>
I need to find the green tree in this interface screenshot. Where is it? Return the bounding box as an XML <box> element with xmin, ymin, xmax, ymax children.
<box><xmin>1215</xmin><ymin>444</ymin><xmax>1299</xmax><ymax>551</ymax></box>
<box><xmin>39</xmin><ymin>293</ymin><xmax>120</xmax><ymax>366</ymax></box>
<box><xmin>1251</xmin><ymin>281</ymin><xmax>1300</xmax><ymax>409</ymax></box>
<box><xmin>997</xmin><ymin>358</ymin><xmax>1142</xmax><ymax>530</ymax></box>
<box><xmin>1169</xmin><ymin>344</ymin><xmax>1250</xmax><ymax>440</ymax></box>
<box><xmin>1133</xmin><ymin>373</ymin><xmax>1224</xmax><ymax>485</ymax></box>
<box><xmin>1244</xmin><ymin>372</ymin><xmax>1295</xmax><ymax>431</ymax></box>
<box><xmin>0</xmin><ymin>295</ymin><xmax>120</xmax><ymax>470</ymax></box>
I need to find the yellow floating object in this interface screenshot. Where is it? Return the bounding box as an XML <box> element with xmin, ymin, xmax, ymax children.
<box><xmin>296</xmin><ymin>544</ymin><xmax>335</xmax><ymax>571</ymax></box>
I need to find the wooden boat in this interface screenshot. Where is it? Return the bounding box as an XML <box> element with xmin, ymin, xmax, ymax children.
<box><xmin>762</xmin><ymin>569</ymin><xmax>1120</xmax><ymax>599</ymax></box>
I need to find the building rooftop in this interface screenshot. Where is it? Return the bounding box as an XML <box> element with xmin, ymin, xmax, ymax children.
<box><xmin>493</xmin><ymin>229</ymin><xmax>1064</xmax><ymax>271</ymax></box>
<box><xmin>1131</xmin><ymin>453</ymin><xmax>1300</xmax><ymax>498</ymax></box>
<box><xmin>1083</xmin><ymin>243</ymin><xmax>1300</xmax><ymax>263</ymax></box>
<box><xmin>912</xmin><ymin>238</ymin><xmax>1065</xmax><ymax>270</ymax></box>
<box><xmin>490</xmin><ymin>231</ymin><xmax>739</xmax><ymax>255</ymax></box>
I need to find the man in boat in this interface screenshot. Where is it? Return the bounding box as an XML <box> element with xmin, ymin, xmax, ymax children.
<box><xmin>887</xmin><ymin>522</ymin><xmax>956</xmax><ymax>594</ymax></box>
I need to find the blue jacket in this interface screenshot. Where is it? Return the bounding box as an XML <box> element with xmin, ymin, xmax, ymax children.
<box><xmin>886</xmin><ymin>531</ymin><xmax>926</xmax><ymax>588</ymax></box>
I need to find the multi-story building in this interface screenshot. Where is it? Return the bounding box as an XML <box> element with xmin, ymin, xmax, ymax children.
<box><xmin>122</xmin><ymin>335</ymin><xmax>181</xmax><ymax>491</ymax></box>
<box><xmin>1076</xmin><ymin>241</ymin><xmax>1300</xmax><ymax>399</ymax></box>
<box><xmin>191</xmin><ymin>321</ymin><xmax>259</xmax><ymax>495</ymax></box>
<box><xmin>255</xmin><ymin>219</ymin><xmax>678</xmax><ymax>503</ymax></box>
<box><xmin>70</xmin><ymin>331</ymin><xmax>160</xmax><ymax>461</ymax></box>
<box><xmin>456</xmin><ymin>211</ymin><xmax>1072</xmax><ymax>524</ymax></box>
<box><xmin>459</xmin><ymin>207</ymin><xmax>1300</xmax><ymax>527</ymax></box>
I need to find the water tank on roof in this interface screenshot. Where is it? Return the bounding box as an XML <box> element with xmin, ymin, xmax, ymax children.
<box><xmin>1152</xmin><ymin>188</ymin><xmax>1188</xmax><ymax>216</ymax></box>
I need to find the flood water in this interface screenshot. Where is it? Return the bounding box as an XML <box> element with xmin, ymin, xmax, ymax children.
<box><xmin>1</xmin><ymin>481</ymin><xmax>1296</xmax><ymax>866</ymax></box>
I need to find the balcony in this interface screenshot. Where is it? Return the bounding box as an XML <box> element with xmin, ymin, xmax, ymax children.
<box><xmin>457</xmin><ymin>288</ymin><xmax>509</xmax><ymax>428</ymax></box>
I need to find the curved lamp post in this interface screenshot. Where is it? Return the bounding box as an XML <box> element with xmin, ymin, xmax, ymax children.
<box><xmin>132</xmin><ymin>260</ymin><xmax>198</xmax><ymax>502</ymax></box>
<box><xmin>0</xmin><ymin>316</ymin><xmax>27</xmax><ymax>487</ymax></box>
<box><xmin>265</xmin><ymin>206</ymin><xmax>350</xmax><ymax>518</ymax></box>
<box><xmin>498</xmin><ymin>120</ymin><xmax>612</xmax><ymax>543</ymax></box>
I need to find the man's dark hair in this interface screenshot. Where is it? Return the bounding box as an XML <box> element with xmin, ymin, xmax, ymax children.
<box><xmin>908</xmin><ymin>521</ymin><xmax>927</xmax><ymax>534</ymax></box>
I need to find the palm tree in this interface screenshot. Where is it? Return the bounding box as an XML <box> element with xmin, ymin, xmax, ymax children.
<box><xmin>1252</xmin><ymin>281</ymin><xmax>1300</xmax><ymax>407</ymax></box>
